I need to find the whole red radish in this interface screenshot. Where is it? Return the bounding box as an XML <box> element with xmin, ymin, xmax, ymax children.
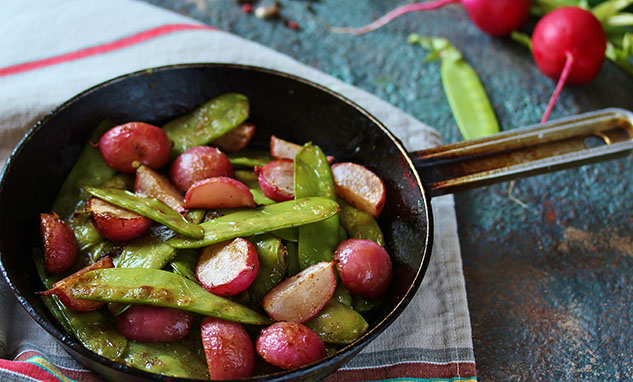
<box><xmin>256</xmin><ymin>159</ymin><xmax>295</xmax><ymax>202</ymax></box>
<box><xmin>98</xmin><ymin>122</ymin><xmax>170</xmax><ymax>173</ymax></box>
<box><xmin>184</xmin><ymin>177</ymin><xmax>255</xmax><ymax>209</ymax></box>
<box><xmin>532</xmin><ymin>7</ymin><xmax>606</xmax><ymax>122</ymax></box>
<box><xmin>262</xmin><ymin>261</ymin><xmax>337</xmax><ymax>323</ymax></box>
<box><xmin>116</xmin><ymin>305</ymin><xmax>193</xmax><ymax>342</ymax></box>
<box><xmin>87</xmin><ymin>197</ymin><xmax>152</xmax><ymax>242</ymax></box>
<box><xmin>331</xmin><ymin>0</ymin><xmax>530</xmax><ymax>37</ymax></box>
<box><xmin>331</xmin><ymin>162</ymin><xmax>386</xmax><ymax>218</ymax></box>
<box><xmin>135</xmin><ymin>164</ymin><xmax>185</xmax><ymax>212</ymax></box>
<box><xmin>170</xmin><ymin>146</ymin><xmax>234</xmax><ymax>192</ymax></box>
<box><xmin>40</xmin><ymin>213</ymin><xmax>78</xmax><ymax>274</ymax></box>
<box><xmin>196</xmin><ymin>238</ymin><xmax>259</xmax><ymax>296</ymax></box>
<box><xmin>334</xmin><ymin>239</ymin><xmax>392</xmax><ymax>299</ymax></box>
<box><xmin>39</xmin><ymin>256</ymin><xmax>113</xmax><ymax>311</ymax></box>
<box><xmin>201</xmin><ymin>318</ymin><xmax>256</xmax><ymax>380</ymax></box>
<box><xmin>256</xmin><ymin>322</ymin><xmax>326</xmax><ymax>370</ymax></box>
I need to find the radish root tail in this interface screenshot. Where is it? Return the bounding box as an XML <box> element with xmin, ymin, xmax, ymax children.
<box><xmin>541</xmin><ymin>51</ymin><xmax>574</xmax><ymax>124</ymax></box>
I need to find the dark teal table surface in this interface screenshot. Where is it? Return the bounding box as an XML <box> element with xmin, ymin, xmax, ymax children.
<box><xmin>143</xmin><ymin>1</ymin><xmax>633</xmax><ymax>380</ymax></box>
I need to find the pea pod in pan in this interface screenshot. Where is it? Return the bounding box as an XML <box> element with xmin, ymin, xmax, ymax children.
<box><xmin>338</xmin><ymin>199</ymin><xmax>385</xmax><ymax>246</ymax></box>
<box><xmin>305</xmin><ymin>300</ymin><xmax>368</xmax><ymax>344</ymax></box>
<box><xmin>114</xmin><ymin>226</ymin><xmax>177</xmax><ymax>269</ymax></box>
<box><xmin>247</xmin><ymin>235</ymin><xmax>288</xmax><ymax>303</ymax></box>
<box><xmin>169</xmin><ymin>249</ymin><xmax>199</xmax><ymax>281</ymax></box>
<box><xmin>163</xmin><ymin>93</ymin><xmax>249</xmax><ymax>157</ymax></box>
<box><xmin>167</xmin><ymin>197</ymin><xmax>339</xmax><ymax>249</ymax></box>
<box><xmin>228</xmin><ymin>149</ymin><xmax>274</xmax><ymax>168</ymax></box>
<box><xmin>82</xmin><ymin>186</ymin><xmax>204</xmax><ymax>239</ymax></box>
<box><xmin>122</xmin><ymin>341</ymin><xmax>209</xmax><ymax>379</ymax></box>
<box><xmin>71</xmin><ymin>268</ymin><xmax>271</xmax><ymax>325</ymax></box>
<box><xmin>294</xmin><ymin>143</ymin><xmax>340</xmax><ymax>269</ymax></box>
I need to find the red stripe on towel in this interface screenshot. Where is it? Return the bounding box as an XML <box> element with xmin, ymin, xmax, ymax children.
<box><xmin>0</xmin><ymin>23</ymin><xmax>217</xmax><ymax>77</ymax></box>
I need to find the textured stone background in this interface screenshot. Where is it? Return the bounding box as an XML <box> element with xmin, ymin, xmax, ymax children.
<box><xmin>142</xmin><ymin>1</ymin><xmax>633</xmax><ymax>380</ymax></box>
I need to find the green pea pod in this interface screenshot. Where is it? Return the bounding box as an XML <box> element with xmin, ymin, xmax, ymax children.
<box><xmin>305</xmin><ymin>300</ymin><xmax>368</xmax><ymax>344</ymax></box>
<box><xmin>338</xmin><ymin>199</ymin><xmax>385</xmax><ymax>246</ymax></box>
<box><xmin>409</xmin><ymin>35</ymin><xmax>499</xmax><ymax>140</ymax></box>
<box><xmin>247</xmin><ymin>235</ymin><xmax>288</xmax><ymax>303</ymax></box>
<box><xmin>352</xmin><ymin>295</ymin><xmax>384</xmax><ymax>313</ymax></box>
<box><xmin>271</xmin><ymin>227</ymin><xmax>298</xmax><ymax>242</ymax></box>
<box><xmin>163</xmin><ymin>93</ymin><xmax>249</xmax><ymax>157</ymax></box>
<box><xmin>82</xmin><ymin>186</ymin><xmax>204</xmax><ymax>239</ymax></box>
<box><xmin>186</xmin><ymin>209</ymin><xmax>206</xmax><ymax>224</ymax></box>
<box><xmin>71</xmin><ymin>268</ymin><xmax>271</xmax><ymax>325</ymax></box>
<box><xmin>67</xmin><ymin>211</ymin><xmax>104</xmax><ymax>254</ymax></box>
<box><xmin>114</xmin><ymin>226</ymin><xmax>177</xmax><ymax>269</ymax></box>
<box><xmin>333</xmin><ymin>285</ymin><xmax>352</xmax><ymax>307</ymax></box>
<box><xmin>167</xmin><ymin>197</ymin><xmax>339</xmax><ymax>249</ymax></box>
<box><xmin>34</xmin><ymin>254</ymin><xmax>127</xmax><ymax>361</ymax></box>
<box><xmin>286</xmin><ymin>241</ymin><xmax>299</xmax><ymax>277</ymax></box>
<box><xmin>294</xmin><ymin>143</ymin><xmax>340</xmax><ymax>269</ymax></box>
<box><xmin>251</xmin><ymin>188</ymin><xmax>276</xmax><ymax>205</ymax></box>
<box><xmin>170</xmin><ymin>249</ymin><xmax>199</xmax><ymax>281</ymax></box>
<box><xmin>228</xmin><ymin>149</ymin><xmax>274</xmax><ymax>168</ymax></box>
<box><xmin>233</xmin><ymin>170</ymin><xmax>276</xmax><ymax>205</ymax></box>
<box><xmin>122</xmin><ymin>341</ymin><xmax>209</xmax><ymax>379</ymax></box>
<box><xmin>52</xmin><ymin>119</ymin><xmax>117</xmax><ymax>219</ymax></box>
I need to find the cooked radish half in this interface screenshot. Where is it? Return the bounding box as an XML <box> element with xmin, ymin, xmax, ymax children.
<box><xmin>331</xmin><ymin>162</ymin><xmax>386</xmax><ymax>217</ymax></box>
<box><xmin>196</xmin><ymin>238</ymin><xmax>259</xmax><ymax>296</ymax></box>
<box><xmin>40</xmin><ymin>213</ymin><xmax>78</xmax><ymax>275</ymax></box>
<box><xmin>170</xmin><ymin>146</ymin><xmax>234</xmax><ymax>192</ymax></box>
<box><xmin>270</xmin><ymin>135</ymin><xmax>334</xmax><ymax>163</ymax></box>
<box><xmin>334</xmin><ymin>239</ymin><xmax>392</xmax><ymax>299</ymax></box>
<box><xmin>135</xmin><ymin>164</ymin><xmax>185</xmax><ymax>212</ymax></box>
<box><xmin>256</xmin><ymin>322</ymin><xmax>326</xmax><ymax>370</ymax></box>
<box><xmin>201</xmin><ymin>318</ymin><xmax>256</xmax><ymax>380</ymax></box>
<box><xmin>87</xmin><ymin>197</ymin><xmax>152</xmax><ymax>241</ymax></box>
<box><xmin>40</xmin><ymin>256</ymin><xmax>113</xmax><ymax>311</ymax></box>
<box><xmin>116</xmin><ymin>304</ymin><xmax>193</xmax><ymax>342</ymax></box>
<box><xmin>98</xmin><ymin>122</ymin><xmax>170</xmax><ymax>173</ymax></box>
<box><xmin>255</xmin><ymin>159</ymin><xmax>295</xmax><ymax>202</ymax></box>
<box><xmin>211</xmin><ymin>122</ymin><xmax>256</xmax><ymax>152</ymax></box>
<box><xmin>262</xmin><ymin>261</ymin><xmax>336</xmax><ymax>323</ymax></box>
<box><xmin>184</xmin><ymin>177</ymin><xmax>255</xmax><ymax>209</ymax></box>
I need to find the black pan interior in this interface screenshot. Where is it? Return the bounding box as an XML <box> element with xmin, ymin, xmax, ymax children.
<box><xmin>0</xmin><ymin>64</ymin><xmax>432</xmax><ymax>381</ymax></box>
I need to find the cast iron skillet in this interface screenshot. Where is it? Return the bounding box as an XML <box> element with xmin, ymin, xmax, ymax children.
<box><xmin>1</xmin><ymin>64</ymin><xmax>633</xmax><ymax>382</ymax></box>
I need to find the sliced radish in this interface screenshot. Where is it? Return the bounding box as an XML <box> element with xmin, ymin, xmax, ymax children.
<box><xmin>39</xmin><ymin>256</ymin><xmax>113</xmax><ymax>311</ymax></box>
<box><xmin>256</xmin><ymin>322</ymin><xmax>326</xmax><ymax>370</ymax></box>
<box><xmin>331</xmin><ymin>162</ymin><xmax>386</xmax><ymax>218</ymax></box>
<box><xmin>201</xmin><ymin>318</ymin><xmax>256</xmax><ymax>380</ymax></box>
<box><xmin>184</xmin><ymin>177</ymin><xmax>255</xmax><ymax>209</ymax></box>
<box><xmin>255</xmin><ymin>159</ymin><xmax>294</xmax><ymax>202</ymax></box>
<box><xmin>211</xmin><ymin>122</ymin><xmax>256</xmax><ymax>152</ymax></box>
<box><xmin>270</xmin><ymin>136</ymin><xmax>334</xmax><ymax>163</ymax></box>
<box><xmin>87</xmin><ymin>197</ymin><xmax>152</xmax><ymax>242</ymax></box>
<box><xmin>170</xmin><ymin>146</ymin><xmax>234</xmax><ymax>192</ymax></box>
<box><xmin>116</xmin><ymin>305</ymin><xmax>193</xmax><ymax>342</ymax></box>
<box><xmin>98</xmin><ymin>122</ymin><xmax>170</xmax><ymax>173</ymax></box>
<box><xmin>262</xmin><ymin>261</ymin><xmax>336</xmax><ymax>323</ymax></box>
<box><xmin>135</xmin><ymin>164</ymin><xmax>185</xmax><ymax>212</ymax></box>
<box><xmin>40</xmin><ymin>213</ymin><xmax>78</xmax><ymax>275</ymax></box>
<box><xmin>196</xmin><ymin>238</ymin><xmax>259</xmax><ymax>296</ymax></box>
<box><xmin>334</xmin><ymin>239</ymin><xmax>392</xmax><ymax>299</ymax></box>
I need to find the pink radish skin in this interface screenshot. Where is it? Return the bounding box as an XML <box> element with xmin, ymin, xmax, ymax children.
<box><xmin>196</xmin><ymin>238</ymin><xmax>259</xmax><ymax>296</ymax></box>
<box><xmin>115</xmin><ymin>305</ymin><xmax>194</xmax><ymax>342</ymax></box>
<box><xmin>331</xmin><ymin>162</ymin><xmax>386</xmax><ymax>218</ymax></box>
<box><xmin>255</xmin><ymin>159</ymin><xmax>295</xmax><ymax>202</ymax></box>
<box><xmin>40</xmin><ymin>213</ymin><xmax>78</xmax><ymax>275</ymax></box>
<box><xmin>201</xmin><ymin>318</ymin><xmax>256</xmax><ymax>380</ymax></box>
<box><xmin>256</xmin><ymin>322</ymin><xmax>326</xmax><ymax>370</ymax></box>
<box><xmin>169</xmin><ymin>146</ymin><xmax>234</xmax><ymax>192</ymax></box>
<box><xmin>531</xmin><ymin>7</ymin><xmax>607</xmax><ymax>123</ymax></box>
<box><xmin>270</xmin><ymin>136</ymin><xmax>334</xmax><ymax>163</ymax></box>
<box><xmin>331</xmin><ymin>0</ymin><xmax>530</xmax><ymax>37</ymax></box>
<box><xmin>135</xmin><ymin>164</ymin><xmax>185</xmax><ymax>212</ymax></box>
<box><xmin>211</xmin><ymin>122</ymin><xmax>256</xmax><ymax>152</ymax></box>
<box><xmin>262</xmin><ymin>261</ymin><xmax>337</xmax><ymax>323</ymax></box>
<box><xmin>87</xmin><ymin>197</ymin><xmax>152</xmax><ymax>242</ymax></box>
<box><xmin>334</xmin><ymin>239</ymin><xmax>393</xmax><ymax>299</ymax></box>
<box><xmin>40</xmin><ymin>256</ymin><xmax>113</xmax><ymax>311</ymax></box>
<box><xmin>184</xmin><ymin>177</ymin><xmax>255</xmax><ymax>209</ymax></box>
<box><xmin>98</xmin><ymin>122</ymin><xmax>170</xmax><ymax>173</ymax></box>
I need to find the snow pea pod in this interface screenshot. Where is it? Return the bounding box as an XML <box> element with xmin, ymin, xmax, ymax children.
<box><xmin>82</xmin><ymin>186</ymin><xmax>204</xmax><ymax>239</ymax></box>
<box><xmin>52</xmin><ymin>119</ymin><xmax>116</xmax><ymax>220</ymax></box>
<box><xmin>114</xmin><ymin>226</ymin><xmax>177</xmax><ymax>269</ymax></box>
<box><xmin>228</xmin><ymin>149</ymin><xmax>274</xmax><ymax>168</ymax></box>
<box><xmin>34</xmin><ymin>255</ymin><xmax>127</xmax><ymax>361</ymax></box>
<box><xmin>305</xmin><ymin>300</ymin><xmax>368</xmax><ymax>344</ymax></box>
<box><xmin>167</xmin><ymin>197</ymin><xmax>339</xmax><ymax>249</ymax></box>
<box><xmin>170</xmin><ymin>249</ymin><xmax>199</xmax><ymax>281</ymax></box>
<box><xmin>163</xmin><ymin>93</ymin><xmax>249</xmax><ymax>157</ymax></box>
<box><xmin>71</xmin><ymin>268</ymin><xmax>271</xmax><ymax>325</ymax></box>
<box><xmin>122</xmin><ymin>341</ymin><xmax>209</xmax><ymax>379</ymax></box>
<box><xmin>338</xmin><ymin>199</ymin><xmax>385</xmax><ymax>246</ymax></box>
<box><xmin>247</xmin><ymin>235</ymin><xmax>288</xmax><ymax>303</ymax></box>
<box><xmin>286</xmin><ymin>241</ymin><xmax>299</xmax><ymax>277</ymax></box>
<box><xmin>234</xmin><ymin>170</ymin><xmax>275</xmax><ymax>205</ymax></box>
<box><xmin>294</xmin><ymin>143</ymin><xmax>340</xmax><ymax>269</ymax></box>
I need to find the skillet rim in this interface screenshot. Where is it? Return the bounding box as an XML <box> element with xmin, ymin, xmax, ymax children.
<box><xmin>0</xmin><ymin>62</ymin><xmax>434</xmax><ymax>381</ymax></box>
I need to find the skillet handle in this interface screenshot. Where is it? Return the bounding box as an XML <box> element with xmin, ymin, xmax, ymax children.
<box><xmin>412</xmin><ymin>108</ymin><xmax>633</xmax><ymax>197</ymax></box>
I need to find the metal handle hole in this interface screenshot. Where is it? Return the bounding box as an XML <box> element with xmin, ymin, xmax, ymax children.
<box><xmin>584</xmin><ymin>134</ymin><xmax>610</xmax><ymax>149</ymax></box>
